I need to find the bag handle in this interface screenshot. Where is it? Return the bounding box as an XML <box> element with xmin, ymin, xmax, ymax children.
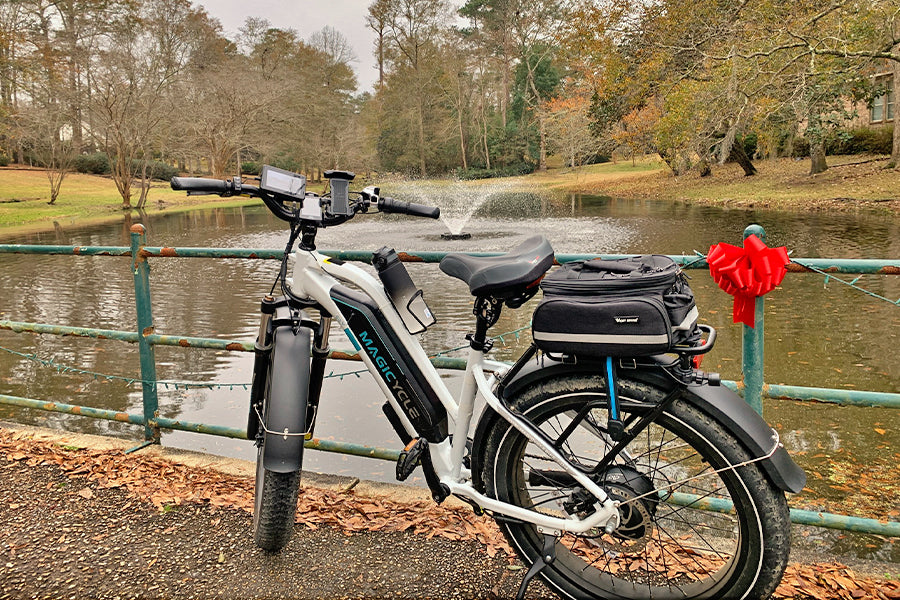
<box><xmin>581</xmin><ymin>259</ymin><xmax>639</xmax><ymax>274</ymax></box>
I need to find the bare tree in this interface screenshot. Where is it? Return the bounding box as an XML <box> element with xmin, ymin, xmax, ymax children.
<box><xmin>177</xmin><ymin>57</ymin><xmax>278</xmax><ymax>178</ymax></box>
<box><xmin>544</xmin><ymin>94</ymin><xmax>597</xmax><ymax>168</ymax></box>
<box><xmin>366</xmin><ymin>0</ymin><xmax>392</xmax><ymax>91</ymax></box>
<box><xmin>18</xmin><ymin>104</ymin><xmax>77</xmax><ymax>204</ymax></box>
<box><xmin>90</xmin><ymin>0</ymin><xmax>216</xmax><ymax>208</ymax></box>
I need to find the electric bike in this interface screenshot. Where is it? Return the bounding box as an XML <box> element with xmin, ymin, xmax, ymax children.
<box><xmin>171</xmin><ymin>166</ymin><xmax>805</xmax><ymax>600</ymax></box>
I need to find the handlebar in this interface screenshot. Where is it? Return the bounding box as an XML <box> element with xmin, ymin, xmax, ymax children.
<box><xmin>377</xmin><ymin>197</ymin><xmax>440</xmax><ymax>219</ymax></box>
<box><xmin>170</xmin><ymin>174</ymin><xmax>440</xmax><ymax>224</ymax></box>
<box><xmin>170</xmin><ymin>176</ymin><xmax>260</xmax><ymax>197</ymax></box>
<box><xmin>170</xmin><ymin>176</ymin><xmax>228</xmax><ymax>194</ymax></box>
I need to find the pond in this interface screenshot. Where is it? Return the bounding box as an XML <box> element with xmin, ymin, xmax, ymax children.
<box><xmin>0</xmin><ymin>190</ymin><xmax>897</xmax><ymax>561</ymax></box>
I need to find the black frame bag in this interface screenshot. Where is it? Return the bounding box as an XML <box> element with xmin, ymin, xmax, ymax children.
<box><xmin>532</xmin><ymin>255</ymin><xmax>699</xmax><ymax>358</ymax></box>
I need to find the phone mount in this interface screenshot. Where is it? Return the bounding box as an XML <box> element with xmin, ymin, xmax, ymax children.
<box><xmin>324</xmin><ymin>170</ymin><xmax>355</xmax><ymax>216</ymax></box>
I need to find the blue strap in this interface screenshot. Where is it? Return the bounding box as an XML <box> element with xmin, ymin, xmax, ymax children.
<box><xmin>606</xmin><ymin>356</ymin><xmax>618</xmax><ymax>420</ymax></box>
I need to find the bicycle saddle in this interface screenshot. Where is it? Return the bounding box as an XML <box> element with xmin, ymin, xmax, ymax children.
<box><xmin>439</xmin><ymin>235</ymin><xmax>555</xmax><ymax>301</ymax></box>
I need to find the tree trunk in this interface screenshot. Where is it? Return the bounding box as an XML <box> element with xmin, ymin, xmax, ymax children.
<box><xmin>728</xmin><ymin>142</ymin><xmax>757</xmax><ymax>176</ymax></box>
<box><xmin>457</xmin><ymin>75</ymin><xmax>467</xmax><ymax>170</ymax></box>
<box><xmin>538</xmin><ymin>112</ymin><xmax>547</xmax><ymax>171</ymax></box>
<box><xmin>807</xmin><ymin>111</ymin><xmax>828</xmax><ymax>175</ymax></box>
<box><xmin>807</xmin><ymin>125</ymin><xmax>827</xmax><ymax>175</ymax></box>
<box><xmin>659</xmin><ymin>149</ymin><xmax>678</xmax><ymax>174</ymax></box>
<box><xmin>136</xmin><ymin>160</ymin><xmax>150</xmax><ymax>210</ymax></box>
<box><xmin>417</xmin><ymin>97</ymin><xmax>427</xmax><ymax>177</ymax></box>
<box><xmin>501</xmin><ymin>59</ymin><xmax>509</xmax><ymax>129</ymax></box>
<box><xmin>63</xmin><ymin>2</ymin><xmax>83</xmax><ymax>152</ymax></box>
<box><xmin>482</xmin><ymin>95</ymin><xmax>491</xmax><ymax>170</ymax></box>
<box><xmin>377</xmin><ymin>32</ymin><xmax>385</xmax><ymax>91</ymax></box>
<box><xmin>891</xmin><ymin>54</ymin><xmax>900</xmax><ymax>168</ymax></box>
<box><xmin>113</xmin><ymin>152</ymin><xmax>132</xmax><ymax>209</ymax></box>
<box><xmin>809</xmin><ymin>142</ymin><xmax>827</xmax><ymax>174</ymax></box>
<box><xmin>698</xmin><ymin>156</ymin><xmax>712</xmax><ymax>177</ymax></box>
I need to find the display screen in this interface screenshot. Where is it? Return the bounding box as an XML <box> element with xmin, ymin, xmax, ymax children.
<box><xmin>260</xmin><ymin>165</ymin><xmax>306</xmax><ymax>199</ymax></box>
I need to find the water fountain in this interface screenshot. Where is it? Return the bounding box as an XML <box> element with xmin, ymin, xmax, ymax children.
<box><xmin>398</xmin><ymin>178</ymin><xmax>518</xmax><ymax>240</ymax></box>
<box><xmin>440</xmin><ymin>231</ymin><xmax>471</xmax><ymax>240</ymax></box>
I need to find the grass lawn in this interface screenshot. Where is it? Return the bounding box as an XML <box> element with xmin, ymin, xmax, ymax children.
<box><xmin>0</xmin><ymin>167</ymin><xmax>257</xmax><ymax>234</ymax></box>
<box><xmin>2</xmin><ymin>154</ymin><xmax>897</xmax><ymax>236</ymax></box>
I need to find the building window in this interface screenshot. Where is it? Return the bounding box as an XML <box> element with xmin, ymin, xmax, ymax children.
<box><xmin>888</xmin><ymin>79</ymin><xmax>894</xmax><ymax>121</ymax></box>
<box><xmin>871</xmin><ymin>77</ymin><xmax>894</xmax><ymax>123</ymax></box>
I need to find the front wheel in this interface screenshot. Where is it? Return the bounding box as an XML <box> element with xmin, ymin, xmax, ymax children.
<box><xmin>251</xmin><ymin>325</ymin><xmax>310</xmax><ymax>552</ymax></box>
<box><xmin>481</xmin><ymin>374</ymin><xmax>790</xmax><ymax>600</ymax></box>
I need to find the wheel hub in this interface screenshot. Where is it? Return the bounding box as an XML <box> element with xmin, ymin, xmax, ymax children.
<box><xmin>599</xmin><ymin>466</ymin><xmax>658</xmax><ymax>541</ymax></box>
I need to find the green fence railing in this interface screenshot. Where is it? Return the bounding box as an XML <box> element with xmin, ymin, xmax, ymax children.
<box><xmin>0</xmin><ymin>223</ymin><xmax>898</xmax><ymax>538</ymax></box>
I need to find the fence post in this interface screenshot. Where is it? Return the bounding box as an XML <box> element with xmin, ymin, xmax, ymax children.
<box><xmin>130</xmin><ymin>224</ymin><xmax>160</xmax><ymax>442</ymax></box>
<box><xmin>741</xmin><ymin>224</ymin><xmax>766</xmax><ymax>415</ymax></box>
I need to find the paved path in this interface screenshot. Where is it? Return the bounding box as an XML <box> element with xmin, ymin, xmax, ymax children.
<box><xmin>1</xmin><ymin>423</ymin><xmax>898</xmax><ymax>600</ymax></box>
<box><xmin>0</xmin><ymin>423</ymin><xmax>553</xmax><ymax>600</ymax></box>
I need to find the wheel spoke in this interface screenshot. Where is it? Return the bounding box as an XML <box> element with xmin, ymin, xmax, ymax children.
<box><xmin>486</xmin><ymin>383</ymin><xmax>787</xmax><ymax>599</ymax></box>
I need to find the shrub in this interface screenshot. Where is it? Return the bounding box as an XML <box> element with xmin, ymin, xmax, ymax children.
<box><xmin>828</xmin><ymin>126</ymin><xmax>893</xmax><ymax>155</ymax></box>
<box><xmin>788</xmin><ymin>126</ymin><xmax>894</xmax><ymax>158</ymax></box>
<box><xmin>268</xmin><ymin>156</ymin><xmax>303</xmax><ymax>174</ymax></box>
<box><xmin>135</xmin><ymin>159</ymin><xmax>178</xmax><ymax>181</ymax></box>
<box><xmin>75</xmin><ymin>152</ymin><xmax>110</xmax><ymax>174</ymax></box>
<box><xmin>0</xmin><ymin>154</ymin><xmax>9</xmax><ymax>167</ymax></box>
<box><xmin>455</xmin><ymin>162</ymin><xmax>536</xmax><ymax>180</ymax></box>
<box><xmin>241</xmin><ymin>161</ymin><xmax>262</xmax><ymax>175</ymax></box>
<box><xmin>741</xmin><ymin>133</ymin><xmax>758</xmax><ymax>158</ymax></box>
<box><xmin>582</xmin><ymin>153</ymin><xmax>611</xmax><ymax>165</ymax></box>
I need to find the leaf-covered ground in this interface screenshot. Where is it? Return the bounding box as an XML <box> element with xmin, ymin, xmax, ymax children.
<box><xmin>1</xmin><ymin>427</ymin><xmax>898</xmax><ymax>599</ymax></box>
<box><xmin>548</xmin><ymin>155</ymin><xmax>900</xmax><ymax>213</ymax></box>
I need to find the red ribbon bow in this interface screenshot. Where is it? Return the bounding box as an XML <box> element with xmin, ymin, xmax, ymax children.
<box><xmin>707</xmin><ymin>234</ymin><xmax>788</xmax><ymax>328</ymax></box>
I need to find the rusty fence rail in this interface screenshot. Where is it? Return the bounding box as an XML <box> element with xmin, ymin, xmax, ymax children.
<box><xmin>0</xmin><ymin>223</ymin><xmax>899</xmax><ymax>538</ymax></box>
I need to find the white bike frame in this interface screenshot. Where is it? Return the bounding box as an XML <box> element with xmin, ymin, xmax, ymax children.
<box><xmin>288</xmin><ymin>246</ymin><xmax>620</xmax><ymax>535</ymax></box>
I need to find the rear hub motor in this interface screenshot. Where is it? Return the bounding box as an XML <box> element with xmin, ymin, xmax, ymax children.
<box><xmin>600</xmin><ymin>466</ymin><xmax>658</xmax><ymax>541</ymax></box>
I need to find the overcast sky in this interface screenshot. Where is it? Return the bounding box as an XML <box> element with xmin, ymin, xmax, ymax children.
<box><xmin>196</xmin><ymin>1</ymin><xmax>463</xmax><ymax>93</ymax></box>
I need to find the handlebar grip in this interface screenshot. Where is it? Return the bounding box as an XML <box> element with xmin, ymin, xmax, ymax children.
<box><xmin>378</xmin><ymin>197</ymin><xmax>440</xmax><ymax>219</ymax></box>
<box><xmin>170</xmin><ymin>177</ymin><xmax>229</xmax><ymax>194</ymax></box>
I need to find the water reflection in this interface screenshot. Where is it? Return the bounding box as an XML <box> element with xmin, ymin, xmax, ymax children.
<box><xmin>0</xmin><ymin>196</ymin><xmax>898</xmax><ymax>559</ymax></box>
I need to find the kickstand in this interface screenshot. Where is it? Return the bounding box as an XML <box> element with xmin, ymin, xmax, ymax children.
<box><xmin>515</xmin><ymin>533</ymin><xmax>557</xmax><ymax>600</ymax></box>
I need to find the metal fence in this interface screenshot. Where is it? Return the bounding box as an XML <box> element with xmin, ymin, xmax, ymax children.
<box><xmin>0</xmin><ymin>223</ymin><xmax>898</xmax><ymax>538</ymax></box>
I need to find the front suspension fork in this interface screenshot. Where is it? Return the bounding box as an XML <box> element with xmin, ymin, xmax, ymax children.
<box><xmin>247</xmin><ymin>296</ymin><xmax>330</xmax><ymax>442</ymax></box>
<box><xmin>247</xmin><ymin>295</ymin><xmax>277</xmax><ymax>439</ymax></box>
<box><xmin>304</xmin><ymin>316</ymin><xmax>331</xmax><ymax>438</ymax></box>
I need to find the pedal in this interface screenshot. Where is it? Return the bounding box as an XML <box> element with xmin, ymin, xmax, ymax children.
<box><xmin>396</xmin><ymin>437</ymin><xmax>428</xmax><ymax>481</ymax></box>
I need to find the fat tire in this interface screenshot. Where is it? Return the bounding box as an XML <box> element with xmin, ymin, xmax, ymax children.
<box><xmin>253</xmin><ymin>463</ymin><xmax>301</xmax><ymax>552</ymax></box>
<box><xmin>481</xmin><ymin>374</ymin><xmax>791</xmax><ymax>600</ymax></box>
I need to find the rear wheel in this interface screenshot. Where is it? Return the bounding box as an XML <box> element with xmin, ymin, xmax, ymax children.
<box><xmin>251</xmin><ymin>326</ymin><xmax>309</xmax><ymax>552</ymax></box>
<box><xmin>481</xmin><ymin>374</ymin><xmax>790</xmax><ymax>600</ymax></box>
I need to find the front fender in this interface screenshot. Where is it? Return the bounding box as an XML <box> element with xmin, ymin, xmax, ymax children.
<box><xmin>260</xmin><ymin>324</ymin><xmax>311</xmax><ymax>473</ymax></box>
<box><xmin>472</xmin><ymin>356</ymin><xmax>806</xmax><ymax>494</ymax></box>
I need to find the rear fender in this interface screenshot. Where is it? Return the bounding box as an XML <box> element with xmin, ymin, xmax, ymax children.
<box><xmin>471</xmin><ymin>357</ymin><xmax>806</xmax><ymax>494</ymax></box>
<box><xmin>260</xmin><ymin>324</ymin><xmax>311</xmax><ymax>473</ymax></box>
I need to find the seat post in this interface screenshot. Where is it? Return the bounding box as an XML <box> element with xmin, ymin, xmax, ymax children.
<box><xmin>467</xmin><ymin>296</ymin><xmax>502</xmax><ymax>351</ymax></box>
